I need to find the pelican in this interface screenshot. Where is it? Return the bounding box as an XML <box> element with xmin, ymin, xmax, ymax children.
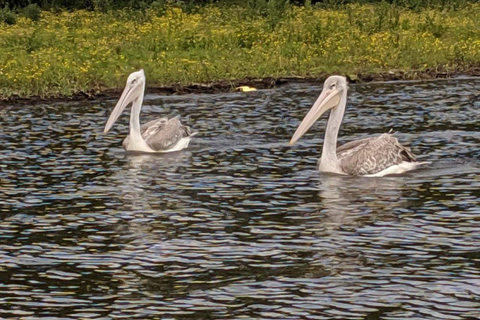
<box><xmin>104</xmin><ymin>69</ymin><xmax>196</xmax><ymax>153</ymax></box>
<box><xmin>290</xmin><ymin>76</ymin><xmax>427</xmax><ymax>177</ymax></box>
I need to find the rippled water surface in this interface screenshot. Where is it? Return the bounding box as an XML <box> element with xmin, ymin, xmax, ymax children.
<box><xmin>0</xmin><ymin>78</ymin><xmax>479</xmax><ymax>319</ymax></box>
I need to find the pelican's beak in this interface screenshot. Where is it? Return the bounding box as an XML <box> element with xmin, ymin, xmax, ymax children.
<box><xmin>103</xmin><ymin>81</ymin><xmax>142</xmax><ymax>133</ymax></box>
<box><xmin>290</xmin><ymin>87</ymin><xmax>340</xmax><ymax>145</ymax></box>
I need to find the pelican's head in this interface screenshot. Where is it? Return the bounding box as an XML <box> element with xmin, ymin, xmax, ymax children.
<box><xmin>104</xmin><ymin>69</ymin><xmax>146</xmax><ymax>133</ymax></box>
<box><xmin>290</xmin><ymin>75</ymin><xmax>347</xmax><ymax>145</ymax></box>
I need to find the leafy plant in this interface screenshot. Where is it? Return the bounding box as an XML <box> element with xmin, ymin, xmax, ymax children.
<box><xmin>0</xmin><ymin>5</ymin><xmax>16</xmax><ymax>25</ymax></box>
<box><xmin>22</xmin><ymin>3</ymin><xmax>41</xmax><ymax>21</ymax></box>
<box><xmin>419</xmin><ymin>12</ymin><xmax>447</xmax><ymax>38</ymax></box>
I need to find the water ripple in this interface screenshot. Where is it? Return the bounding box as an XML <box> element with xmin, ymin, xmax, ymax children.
<box><xmin>0</xmin><ymin>79</ymin><xmax>479</xmax><ymax>319</ymax></box>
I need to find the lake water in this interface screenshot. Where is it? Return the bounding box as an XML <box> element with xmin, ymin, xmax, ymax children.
<box><xmin>0</xmin><ymin>78</ymin><xmax>479</xmax><ymax>319</ymax></box>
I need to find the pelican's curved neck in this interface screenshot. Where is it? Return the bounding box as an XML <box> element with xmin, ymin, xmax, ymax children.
<box><xmin>319</xmin><ymin>90</ymin><xmax>347</xmax><ymax>173</ymax></box>
<box><xmin>128</xmin><ymin>84</ymin><xmax>151</xmax><ymax>151</ymax></box>
<box><xmin>130</xmin><ymin>88</ymin><xmax>143</xmax><ymax>137</ymax></box>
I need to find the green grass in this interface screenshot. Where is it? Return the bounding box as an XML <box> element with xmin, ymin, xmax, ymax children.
<box><xmin>0</xmin><ymin>2</ymin><xmax>479</xmax><ymax>99</ymax></box>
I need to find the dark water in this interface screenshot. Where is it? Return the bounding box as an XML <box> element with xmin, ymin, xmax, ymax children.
<box><xmin>0</xmin><ymin>78</ymin><xmax>479</xmax><ymax>319</ymax></box>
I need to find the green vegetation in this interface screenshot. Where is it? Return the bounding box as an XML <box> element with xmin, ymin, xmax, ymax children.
<box><xmin>0</xmin><ymin>1</ymin><xmax>479</xmax><ymax>99</ymax></box>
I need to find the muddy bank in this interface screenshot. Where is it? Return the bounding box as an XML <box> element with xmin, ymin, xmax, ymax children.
<box><xmin>1</xmin><ymin>68</ymin><xmax>479</xmax><ymax>107</ymax></box>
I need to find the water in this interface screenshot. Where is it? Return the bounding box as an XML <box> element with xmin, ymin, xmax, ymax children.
<box><xmin>0</xmin><ymin>78</ymin><xmax>479</xmax><ymax>319</ymax></box>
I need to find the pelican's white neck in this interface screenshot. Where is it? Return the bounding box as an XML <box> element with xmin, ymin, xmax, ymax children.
<box><xmin>130</xmin><ymin>85</ymin><xmax>144</xmax><ymax>136</ymax></box>
<box><xmin>127</xmin><ymin>83</ymin><xmax>151</xmax><ymax>152</ymax></box>
<box><xmin>318</xmin><ymin>89</ymin><xmax>347</xmax><ymax>174</ymax></box>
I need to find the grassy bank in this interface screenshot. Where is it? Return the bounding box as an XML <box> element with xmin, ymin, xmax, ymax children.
<box><xmin>0</xmin><ymin>2</ymin><xmax>479</xmax><ymax>99</ymax></box>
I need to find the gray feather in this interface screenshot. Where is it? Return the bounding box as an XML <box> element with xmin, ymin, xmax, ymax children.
<box><xmin>337</xmin><ymin>133</ymin><xmax>416</xmax><ymax>175</ymax></box>
<box><xmin>122</xmin><ymin>116</ymin><xmax>194</xmax><ymax>151</ymax></box>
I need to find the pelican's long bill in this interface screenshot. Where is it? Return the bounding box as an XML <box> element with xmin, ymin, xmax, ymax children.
<box><xmin>103</xmin><ymin>75</ymin><xmax>143</xmax><ymax>133</ymax></box>
<box><xmin>290</xmin><ymin>87</ymin><xmax>340</xmax><ymax>145</ymax></box>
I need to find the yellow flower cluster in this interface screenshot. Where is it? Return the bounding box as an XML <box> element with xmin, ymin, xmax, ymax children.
<box><xmin>0</xmin><ymin>3</ymin><xmax>479</xmax><ymax>98</ymax></box>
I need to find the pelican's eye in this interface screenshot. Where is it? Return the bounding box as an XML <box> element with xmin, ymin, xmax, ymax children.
<box><xmin>131</xmin><ymin>79</ymin><xmax>137</xmax><ymax>85</ymax></box>
<box><xmin>330</xmin><ymin>83</ymin><xmax>336</xmax><ymax>89</ymax></box>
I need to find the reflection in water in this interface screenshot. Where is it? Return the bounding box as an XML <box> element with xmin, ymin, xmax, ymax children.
<box><xmin>105</xmin><ymin>151</ymin><xmax>193</xmax><ymax>208</ymax></box>
<box><xmin>0</xmin><ymin>79</ymin><xmax>479</xmax><ymax>319</ymax></box>
<box><xmin>317</xmin><ymin>174</ymin><xmax>407</xmax><ymax>228</ymax></box>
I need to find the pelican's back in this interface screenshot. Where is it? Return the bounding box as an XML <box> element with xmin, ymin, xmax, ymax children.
<box><xmin>122</xmin><ymin>117</ymin><xmax>193</xmax><ymax>152</ymax></box>
<box><xmin>337</xmin><ymin>133</ymin><xmax>416</xmax><ymax>175</ymax></box>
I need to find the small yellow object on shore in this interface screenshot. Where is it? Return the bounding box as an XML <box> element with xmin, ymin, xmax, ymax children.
<box><xmin>236</xmin><ymin>86</ymin><xmax>257</xmax><ymax>92</ymax></box>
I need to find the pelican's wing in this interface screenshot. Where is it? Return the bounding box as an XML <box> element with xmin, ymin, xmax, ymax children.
<box><xmin>337</xmin><ymin>133</ymin><xmax>416</xmax><ymax>175</ymax></box>
<box><xmin>336</xmin><ymin>137</ymin><xmax>374</xmax><ymax>156</ymax></box>
<box><xmin>142</xmin><ymin>116</ymin><xmax>193</xmax><ymax>151</ymax></box>
<box><xmin>122</xmin><ymin>116</ymin><xmax>194</xmax><ymax>151</ymax></box>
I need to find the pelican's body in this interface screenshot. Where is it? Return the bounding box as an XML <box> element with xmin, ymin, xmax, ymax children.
<box><xmin>104</xmin><ymin>69</ymin><xmax>195</xmax><ymax>153</ymax></box>
<box><xmin>290</xmin><ymin>76</ymin><xmax>427</xmax><ymax>177</ymax></box>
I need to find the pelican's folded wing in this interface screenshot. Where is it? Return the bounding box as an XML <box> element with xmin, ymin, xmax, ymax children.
<box><xmin>337</xmin><ymin>133</ymin><xmax>416</xmax><ymax>175</ymax></box>
<box><xmin>143</xmin><ymin>116</ymin><xmax>192</xmax><ymax>151</ymax></box>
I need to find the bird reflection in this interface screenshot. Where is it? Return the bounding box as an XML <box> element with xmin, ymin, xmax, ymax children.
<box><xmin>103</xmin><ymin>151</ymin><xmax>195</xmax><ymax>246</ymax></box>
<box><xmin>125</xmin><ymin>151</ymin><xmax>193</xmax><ymax>171</ymax></box>
<box><xmin>106</xmin><ymin>152</ymin><xmax>193</xmax><ymax>212</ymax></box>
<box><xmin>317</xmin><ymin>173</ymin><xmax>408</xmax><ymax>228</ymax></box>
<box><xmin>310</xmin><ymin>174</ymin><xmax>409</xmax><ymax>273</ymax></box>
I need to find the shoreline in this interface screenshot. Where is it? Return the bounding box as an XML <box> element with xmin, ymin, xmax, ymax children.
<box><xmin>2</xmin><ymin>68</ymin><xmax>479</xmax><ymax>107</ymax></box>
